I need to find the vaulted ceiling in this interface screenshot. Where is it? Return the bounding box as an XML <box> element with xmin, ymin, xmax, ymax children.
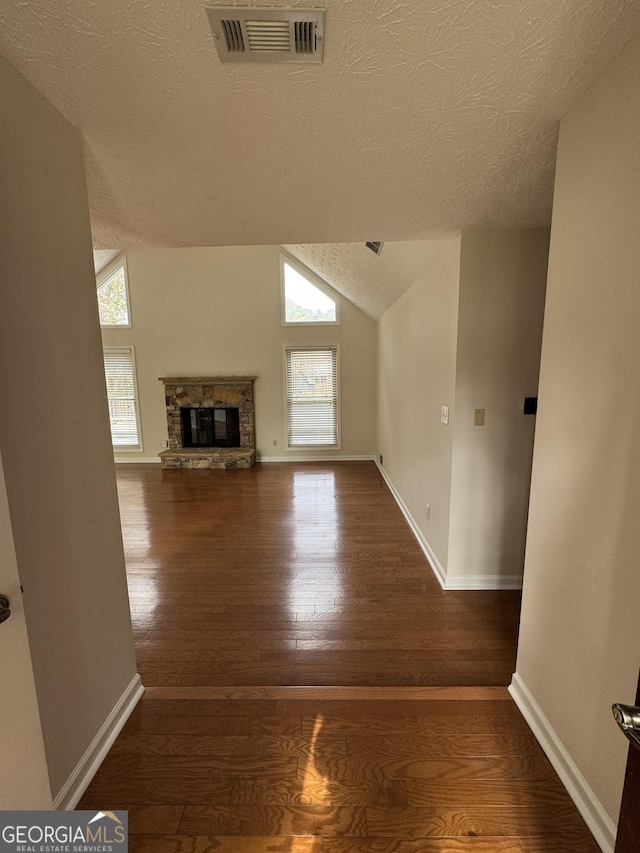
<box><xmin>286</xmin><ymin>241</ymin><xmax>453</xmax><ymax>319</ymax></box>
<box><xmin>93</xmin><ymin>250</ymin><xmax>123</xmax><ymax>274</ymax></box>
<box><xmin>2</xmin><ymin>0</ymin><xmax>639</xmax><ymax>252</ymax></box>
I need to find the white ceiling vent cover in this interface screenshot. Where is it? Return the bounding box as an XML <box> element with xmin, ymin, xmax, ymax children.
<box><xmin>206</xmin><ymin>6</ymin><xmax>325</xmax><ymax>63</ymax></box>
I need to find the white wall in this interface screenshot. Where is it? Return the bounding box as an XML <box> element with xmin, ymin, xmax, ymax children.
<box><xmin>102</xmin><ymin>246</ymin><xmax>378</xmax><ymax>461</ymax></box>
<box><xmin>514</xmin><ymin>32</ymin><xmax>640</xmax><ymax>835</ymax></box>
<box><xmin>448</xmin><ymin>229</ymin><xmax>549</xmax><ymax>586</ymax></box>
<box><xmin>377</xmin><ymin>239</ymin><xmax>461</xmax><ymax>572</ymax></box>
<box><xmin>0</xmin><ymin>52</ymin><xmax>137</xmax><ymax>799</ymax></box>
<box><xmin>377</xmin><ymin>231</ymin><xmax>548</xmax><ymax>587</ymax></box>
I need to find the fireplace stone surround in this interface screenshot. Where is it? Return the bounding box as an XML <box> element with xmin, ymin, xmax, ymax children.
<box><xmin>159</xmin><ymin>376</ymin><xmax>256</xmax><ymax>469</ymax></box>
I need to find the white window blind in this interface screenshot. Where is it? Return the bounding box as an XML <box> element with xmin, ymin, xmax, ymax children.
<box><xmin>103</xmin><ymin>348</ymin><xmax>141</xmax><ymax>449</ymax></box>
<box><xmin>285</xmin><ymin>346</ymin><xmax>339</xmax><ymax>448</ymax></box>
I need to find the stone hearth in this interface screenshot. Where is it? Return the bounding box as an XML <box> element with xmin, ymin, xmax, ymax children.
<box><xmin>159</xmin><ymin>376</ymin><xmax>256</xmax><ymax>469</ymax></box>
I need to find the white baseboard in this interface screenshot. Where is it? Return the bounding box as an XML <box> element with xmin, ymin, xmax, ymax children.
<box><xmin>258</xmin><ymin>455</ymin><xmax>375</xmax><ymax>463</ymax></box>
<box><xmin>53</xmin><ymin>673</ymin><xmax>144</xmax><ymax>810</ymax></box>
<box><xmin>374</xmin><ymin>459</ymin><xmax>447</xmax><ymax>587</ymax></box>
<box><xmin>444</xmin><ymin>574</ymin><xmax>524</xmax><ymax>590</ymax></box>
<box><xmin>509</xmin><ymin>672</ymin><xmax>615</xmax><ymax>853</ymax></box>
<box><xmin>374</xmin><ymin>460</ymin><xmax>523</xmax><ymax>591</ymax></box>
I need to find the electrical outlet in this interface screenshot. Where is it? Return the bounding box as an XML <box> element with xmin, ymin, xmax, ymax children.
<box><xmin>273</xmin><ymin>439</ymin><xmax>278</xmax><ymax>446</ymax></box>
<box><xmin>379</xmin><ymin>453</ymin><xmax>383</xmax><ymax>466</ymax></box>
<box><xmin>441</xmin><ymin>405</ymin><xmax>449</xmax><ymax>425</ymax></box>
<box><xmin>161</xmin><ymin>439</ymin><xmax>169</xmax><ymax>449</ymax></box>
<box><xmin>425</xmin><ymin>503</ymin><xmax>430</xmax><ymax>520</ymax></box>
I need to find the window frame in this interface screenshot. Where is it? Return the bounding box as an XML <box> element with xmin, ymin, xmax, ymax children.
<box><xmin>280</xmin><ymin>250</ymin><xmax>340</xmax><ymax>326</ymax></box>
<box><xmin>103</xmin><ymin>345</ymin><xmax>143</xmax><ymax>452</ymax></box>
<box><xmin>96</xmin><ymin>255</ymin><xmax>132</xmax><ymax>329</ymax></box>
<box><xmin>283</xmin><ymin>343</ymin><xmax>341</xmax><ymax>451</ymax></box>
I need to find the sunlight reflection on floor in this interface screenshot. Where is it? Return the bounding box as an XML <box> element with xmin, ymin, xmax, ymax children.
<box><xmin>289</xmin><ymin>471</ymin><xmax>343</xmax><ymax>615</ymax></box>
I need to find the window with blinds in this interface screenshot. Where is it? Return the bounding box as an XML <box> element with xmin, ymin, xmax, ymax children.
<box><xmin>285</xmin><ymin>345</ymin><xmax>340</xmax><ymax>448</ymax></box>
<box><xmin>103</xmin><ymin>347</ymin><xmax>142</xmax><ymax>450</ymax></box>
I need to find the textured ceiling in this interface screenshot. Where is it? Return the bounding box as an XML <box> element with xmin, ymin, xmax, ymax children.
<box><xmin>286</xmin><ymin>240</ymin><xmax>452</xmax><ymax>319</ymax></box>
<box><xmin>1</xmin><ymin>1</ymin><xmax>639</xmax><ymax>249</ymax></box>
<box><xmin>93</xmin><ymin>249</ymin><xmax>122</xmax><ymax>274</ymax></box>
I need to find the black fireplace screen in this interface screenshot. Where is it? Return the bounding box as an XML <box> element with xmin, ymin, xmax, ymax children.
<box><xmin>181</xmin><ymin>407</ymin><xmax>241</xmax><ymax>448</ymax></box>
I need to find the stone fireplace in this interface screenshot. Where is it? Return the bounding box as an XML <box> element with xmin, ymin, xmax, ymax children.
<box><xmin>159</xmin><ymin>376</ymin><xmax>256</xmax><ymax>469</ymax></box>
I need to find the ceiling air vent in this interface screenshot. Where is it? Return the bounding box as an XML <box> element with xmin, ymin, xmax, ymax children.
<box><xmin>366</xmin><ymin>242</ymin><xmax>384</xmax><ymax>256</ymax></box>
<box><xmin>221</xmin><ymin>18</ymin><xmax>245</xmax><ymax>53</ymax></box>
<box><xmin>206</xmin><ymin>6</ymin><xmax>325</xmax><ymax>63</ymax></box>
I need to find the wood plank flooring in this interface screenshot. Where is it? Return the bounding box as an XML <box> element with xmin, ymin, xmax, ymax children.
<box><xmin>77</xmin><ymin>463</ymin><xmax>598</xmax><ymax>850</ymax></box>
<box><xmin>119</xmin><ymin>462</ymin><xmax>521</xmax><ymax>687</ymax></box>
<box><xmin>79</xmin><ymin>689</ymin><xmax>600</xmax><ymax>851</ymax></box>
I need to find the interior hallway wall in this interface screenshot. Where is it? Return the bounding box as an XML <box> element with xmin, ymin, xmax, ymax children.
<box><xmin>377</xmin><ymin>239</ymin><xmax>461</xmax><ymax>572</ymax></box>
<box><xmin>377</xmin><ymin>230</ymin><xmax>548</xmax><ymax>588</ymax></box>
<box><xmin>514</xmin><ymin>30</ymin><xmax>640</xmax><ymax>832</ymax></box>
<box><xmin>0</xmin><ymin>52</ymin><xmax>137</xmax><ymax>799</ymax></box>
<box><xmin>447</xmin><ymin>229</ymin><xmax>549</xmax><ymax>586</ymax></box>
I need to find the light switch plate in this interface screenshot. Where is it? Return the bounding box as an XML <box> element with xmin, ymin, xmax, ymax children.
<box><xmin>474</xmin><ymin>408</ymin><xmax>485</xmax><ymax>426</ymax></box>
<box><xmin>441</xmin><ymin>406</ymin><xmax>449</xmax><ymax>425</ymax></box>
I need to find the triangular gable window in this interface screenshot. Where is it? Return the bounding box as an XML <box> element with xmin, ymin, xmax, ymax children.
<box><xmin>97</xmin><ymin>262</ymin><xmax>130</xmax><ymax>327</ymax></box>
<box><xmin>281</xmin><ymin>253</ymin><xmax>339</xmax><ymax>325</ymax></box>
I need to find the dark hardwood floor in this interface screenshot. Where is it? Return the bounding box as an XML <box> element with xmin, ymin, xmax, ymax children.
<box><xmin>77</xmin><ymin>463</ymin><xmax>598</xmax><ymax>850</ymax></box>
<box><xmin>80</xmin><ymin>687</ymin><xmax>599</xmax><ymax>851</ymax></box>
<box><xmin>120</xmin><ymin>462</ymin><xmax>521</xmax><ymax>687</ymax></box>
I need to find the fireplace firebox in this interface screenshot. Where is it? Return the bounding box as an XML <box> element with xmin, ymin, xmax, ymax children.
<box><xmin>181</xmin><ymin>407</ymin><xmax>240</xmax><ymax>448</ymax></box>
